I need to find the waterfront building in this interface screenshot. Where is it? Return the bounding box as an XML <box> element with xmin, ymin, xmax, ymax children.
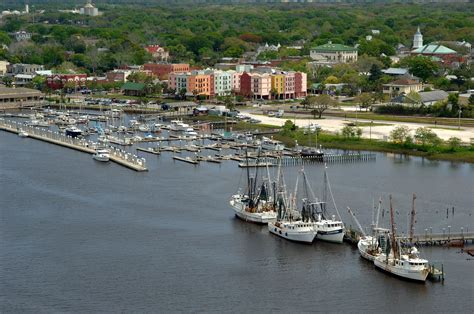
<box><xmin>7</xmin><ymin>64</ymin><xmax>44</xmax><ymax>76</ymax></box>
<box><xmin>188</xmin><ymin>72</ymin><xmax>214</xmax><ymax>98</ymax></box>
<box><xmin>271</xmin><ymin>73</ymin><xmax>285</xmax><ymax>98</ymax></box>
<box><xmin>0</xmin><ymin>86</ymin><xmax>44</xmax><ymax>109</ymax></box>
<box><xmin>213</xmin><ymin>70</ymin><xmax>233</xmax><ymax>96</ymax></box>
<box><xmin>46</xmin><ymin>74</ymin><xmax>87</xmax><ymax>90</ymax></box>
<box><xmin>310</xmin><ymin>41</ymin><xmax>358</xmax><ymax>63</ymax></box>
<box><xmin>144</xmin><ymin>63</ymin><xmax>190</xmax><ymax>80</ymax></box>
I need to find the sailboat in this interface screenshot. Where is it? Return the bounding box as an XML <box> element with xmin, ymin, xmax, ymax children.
<box><xmin>229</xmin><ymin>150</ymin><xmax>277</xmax><ymax>224</ymax></box>
<box><xmin>373</xmin><ymin>194</ymin><xmax>430</xmax><ymax>282</ymax></box>
<box><xmin>268</xmin><ymin>166</ymin><xmax>317</xmax><ymax>243</ymax></box>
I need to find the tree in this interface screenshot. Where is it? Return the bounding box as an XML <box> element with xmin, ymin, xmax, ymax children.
<box><xmin>447</xmin><ymin>137</ymin><xmax>461</xmax><ymax>151</ymax></box>
<box><xmin>369</xmin><ymin>64</ymin><xmax>382</xmax><ymax>82</ymax></box>
<box><xmin>469</xmin><ymin>94</ymin><xmax>474</xmax><ymax>106</ymax></box>
<box><xmin>400</xmin><ymin>56</ymin><xmax>439</xmax><ymax>82</ymax></box>
<box><xmin>223</xmin><ymin>95</ymin><xmax>235</xmax><ymax>111</ymax></box>
<box><xmin>2</xmin><ymin>76</ymin><xmax>13</xmax><ymax>87</ymax></box>
<box><xmin>355</xmin><ymin>93</ymin><xmax>373</xmax><ymax>111</ymax></box>
<box><xmin>390</xmin><ymin>125</ymin><xmax>411</xmax><ymax>144</ymax></box>
<box><xmin>341</xmin><ymin>125</ymin><xmax>361</xmax><ymax>139</ymax></box>
<box><xmin>414</xmin><ymin>127</ymin><xmax>441</xmax><ymax>147</ymax></box>
<box><xmin>178</xmin><ymin>88</ymin><xmax>187</xmax><ymax>100</ymax></box>
<box><xmin>305</xmin><ymin>95</ymin><xmax>337</xmax><ymax>119</ymax></box>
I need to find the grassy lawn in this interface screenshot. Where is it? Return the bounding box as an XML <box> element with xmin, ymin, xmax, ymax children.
<box><xmin>325</xmin><ymin>111</ymin><xmax>474</xmax><ymax>128</ymax></box>
<box><xmin>273</xmin><ymin>129</ymin><xmax>474</xmax><ymax>163</ymax></box>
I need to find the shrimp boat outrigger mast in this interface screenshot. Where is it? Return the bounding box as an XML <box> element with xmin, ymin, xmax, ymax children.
<box><xmin>230</xmin><ymin>148</ymin><xmax>277</xmax><ymax>224</ymax></box>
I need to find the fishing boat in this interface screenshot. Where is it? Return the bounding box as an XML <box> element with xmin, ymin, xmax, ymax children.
<box><xmin>230</xmin><ymin>151</ymin><xmax>277</xmax><ymax>224</ymax></box>
<box><xmin>268</xmin><ymin>167</ymin><xmax>317</xmax><ymax>243</ymax></box>
<box><xmin>373</xmin><ymin>195</ymin><xmax>430</xmax><ymax>282</ymax></box>
<box><xmin>92</xmin><ymin>148</ymin><xmax>110</xmax><ymax>162</ymax></box>
<box><xmin>312</xmin><ymin>169</ymin><xmax>345</xmax><ymax>243</ymax></box>
<box><xmin>65</xmin><ymin>126</ymin><xmax>82</xmax><ymax>138</ymax></box>
<box><xmin>347</xmin><ymin>199</ymin><xmax>390</xmax><ymax>261</ymax></box>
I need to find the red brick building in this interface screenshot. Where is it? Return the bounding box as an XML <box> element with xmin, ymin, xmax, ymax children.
<box><xmin>143</xmin><ymin>63</ymin><xmax>190</xmax><ymax>80</ymax></box>
<box><xmin>47</xmin><ymin>74</ymin><xmax>87</xmax><ymax>90</ymax></box>
<box><xmin>239</xmin><ymin>72</ymin><xmax>252</xmax><ymax>98</ymax></box>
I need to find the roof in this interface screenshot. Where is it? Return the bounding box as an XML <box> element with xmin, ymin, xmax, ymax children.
<box><xmin>419</xmin><ymin>90</ymin><xmax>449</xmax><ymax>103</ymax></box>
<box><xmin>0</xmin><ymin>86</ymin><xmax>43</xmax><ymax>97</ymax></box>
<box><xmin>382</xmin><ymin>68</ymin><xmax>409</xmax><ymax>75</ymax></box>
<box><xmin>122</xmin><ymin>82</ymin><xmax>145</xmax><ymax>91</ymax></box>
<box><xmin>311</xmin><ymin>42</ymin><xmax>357</xmax><ymax>52</ymax></box>
<box><xmin>387</xmin><ymin>78</ymin><xmax>421</xmax><ymax>86</ymax></box>
<box><xmin>412</xmin><ymin>44</ymin><xmax>457</xmax><ymax>55</ymax></box>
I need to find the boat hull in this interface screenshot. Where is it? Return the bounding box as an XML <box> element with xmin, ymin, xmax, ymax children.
<box><xmin>316</xmin><ymin>229</ymin><xmax>344</xmax><ymax>243</ymax></box>
<box><xmin>230</xmin><ymin>200</ymin><xmax>276</xmax><ymax>224</ymax></box>
<box><xmin>268</xmin><ymin>223</ymin><xmax>316</xmax><ymax>243</ymax></box>
<box><xmin>374</xmin><ymin>257</ymin><xmax>429</xmax><ymax>282</ymax></box>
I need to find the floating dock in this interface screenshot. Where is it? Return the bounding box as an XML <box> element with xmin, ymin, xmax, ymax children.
<box><xmin>172</xmin><ymin>156</ymin><xmax>199</xmax><ymax>165</ymax></box>
<box><xmin>0</xmin><ymin>119</ymin><xmax>147</xmax><ymax>172</ymax></box>
<box><xmin>136</xmin><ymin>147</ymin><xmax>161</xmax><ymax>155</ymax></box>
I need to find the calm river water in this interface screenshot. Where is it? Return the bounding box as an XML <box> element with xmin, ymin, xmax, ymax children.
<box><xmin>1</xmin><ymin>130</ymin><xmax>473</xmax><ymax>312</ymax></box>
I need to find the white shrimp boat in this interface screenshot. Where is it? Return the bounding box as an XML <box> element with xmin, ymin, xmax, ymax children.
<box><xmin>314</xmin><ymin>215</ymin><xmax>345</xmax><ymax>243</ymax></box>
<box><xmin>268</xmin><ymin>221</ymin><xmax>316</xmax><ymax>243</ymax></box>
<box><xmin>373</xmin><ymin>195</ymin><xmax>430</xmax><ymax>282</ymax></box>
<box><xmin>230</xmin><ymin>151</ymin><xmax>277</xmax><ymax>224</ymax></box>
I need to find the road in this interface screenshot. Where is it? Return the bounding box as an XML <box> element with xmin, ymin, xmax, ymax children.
<box><xmin>243</xmin><ymin>111</ymin><xmax>474</xmax><ymax>143</ymax></box>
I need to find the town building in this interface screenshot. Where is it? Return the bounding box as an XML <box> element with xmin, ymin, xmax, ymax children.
<box><xmin>310</xmin><ymin>41</ymin><xmax>358</xmax><ymax>63</ymax></box>
<box><xmin>46</xmin><ymin>74</ymin><xmax>87</xmax><ymax>90</ymax></box>
<box><xmin>7</xmin><ymin>64</ymin><xmax>44</xmax><ymax>76</ymax></box>
<box><xmin>0</xmin><ymin>86</ymin><xmax>44</xmax><ymax>109</ymax></box>
<box><xmin>145</xmin><ymin>45</ymin><xmax>169</xmax><ymax>62</ymax></box>
<box><xmin>143</xmin><ymin>63</ymin><xmax>190</xmax><ymax>80</ymax></box>
<box><xmin>80</xmin><ymin>0</ymin><xmax>99</xmax><ymax>17</ymax></box>
<box><xmin>213</xmin><ymin>70</ymin><xmax>233</xmax><ymax>96</ymax></box>
<box><xmin>122</xmin><ymin>82</ymin><xmax>145</xmax><ymax>97</ymax></box>
<box><xmin>11</xmin><ymin>31</ymin><xmax>32</xmax><ymax>42</ymax></box>
<box><xmin>382</xmin><ymin>68</ymin><xmax>410</xmax><ymax>77</ymax></box>
<box><xmin>383</xmin><ymin>78</ymin><xmax>424</xmax><ymax>96</ymax></box>
<box><xmin>413</xmin><ymin>27</ymin><xmax>423</xmax><ymax>49</ymax></box>
<box><xmin>0</xmin><ymin>60</ymin><xmax>9</xmax><ymax>76</ymax></box>
<box><xmin>411</xmin><ymin>44</ymin><xmax>464</xmax><ymax>67</ymax></box>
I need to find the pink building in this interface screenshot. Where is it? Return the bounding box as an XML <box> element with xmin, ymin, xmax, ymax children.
<box><xmin>251</xmin><ymin>73</ymin><xmax>271</xmax><ymax>99</ymax></box>
<box><xmin>284</xmin><ymin>72</ymin><xmax>296</xmax><ymax>99</ymax></box>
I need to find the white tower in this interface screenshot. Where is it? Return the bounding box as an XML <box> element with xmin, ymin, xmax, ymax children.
<box><xmin>413</xmin><ymin>26</ymin><xmax>423</xmax><ymax>49</ymax></box>
<box><xmin>25</xmin><ymin>4</ymin><xmax>29</xmax><ymax>14</ymax></box>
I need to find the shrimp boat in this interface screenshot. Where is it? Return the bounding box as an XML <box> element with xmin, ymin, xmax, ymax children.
<box><xmin>347</xmin><ymin>199</ymin><xmax>389</xmax><ymax>261</ymax></box>
<box><xmin>230</xmin><ymin>150</ymin><xmax>277</xmax><ymax>224</ymax></box>
<box><xmin>373</xmin><ymin>195</ymin><xmax>430</xmax><ymax>282</ymax></box>
<box><xmin>311</xmin><ymin>169</ymin><xmax>345</xmax><ymax>243</ymax></box>
<box><xmin>268</xmin><ymin>166</ymin><xmax>317</xmax><ymax>243</ymax></box>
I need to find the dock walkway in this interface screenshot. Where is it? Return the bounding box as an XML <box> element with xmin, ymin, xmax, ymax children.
<box><xmin>0</xmin><ymin>119</ymin><xmax>147</xmax><ymax>172</ymax></box>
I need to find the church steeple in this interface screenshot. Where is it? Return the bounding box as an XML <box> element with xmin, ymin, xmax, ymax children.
<box><xmin>413</xmin><ymin>26</ymin><xmax>423</xmax><ymax>49</ymax></box>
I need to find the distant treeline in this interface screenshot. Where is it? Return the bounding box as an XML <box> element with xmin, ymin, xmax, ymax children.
<box><xmin>1</xmin><ymin>0</ymin><xmax>472</xmax><ymax>9</ymax></box>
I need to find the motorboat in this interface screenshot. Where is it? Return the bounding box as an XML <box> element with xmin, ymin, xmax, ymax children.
<box><xmin>18</xmin><ymin>129</ymin><xmax>29</xmax><ymax>137</ymax></box>
<box><xmin>92</xmin><ymin>148</ymin><xmax>110</xmax><ymax>162</ymax></box>
<box><xmin>313</xmin><ymin>214</ymin><xmax>345</xmax><ymax>243</ymax></box>
<box><xmin>65</xmin><ymin>126</ymin><xmax>82</xmax><ymax>138</ymax></box>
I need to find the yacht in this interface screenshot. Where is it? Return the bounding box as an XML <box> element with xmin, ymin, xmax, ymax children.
<box><xmin>18</xmin><ymin>129</ymin><xmax>29</xmax><ymax>137</ymax></box>
<box><xmin>169</xmin><ymin>120</ymin><xmax>190</xmax><ymax>132</ymax></box>
<box><xmin>65</xmin><ymin>126</ymin><xmax>82</xmax><ymax>138</ymax></box>
<box><xmin>260</xmin><ymin>137</ymin><xmax>285</xmax><ymax>151</ymax></box>
<box><xmin>92</xmin><ymin>149</ymin><xmax>110</xmax><ymax>162</ymax></box>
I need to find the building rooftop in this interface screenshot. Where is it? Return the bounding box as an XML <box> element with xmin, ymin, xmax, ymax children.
<box><xmin>419</xmin><ymin>90</ymin><xmax>449</xmax><ymax>103</ymax></box>
<box><xmin>412</xmin><ymin>44</ymin><xmax>457</xmax><ymax>55</ymax></box>
<box><xmin>122</xmin><ymin>82</ymin><xmax>145</xmax><ymax>91</ymax></box>
<box><xmin>312</xmin><ymin>42</ymin><xmax>357</xmax><ymax>52</ymax></box>
<box><xmin>386</xmin><ymin>78</ymin><xmax>421</xmax><ymax>86</ymax></box>
<box><xmin>0</xmin><ymin>86</ymin><xmax>43</xmax><ymax>97</ymax></box>
<box><xmin>382</xmin><ymin>68</ymin><xmax>409</xmax><ymax>75</ymax></box>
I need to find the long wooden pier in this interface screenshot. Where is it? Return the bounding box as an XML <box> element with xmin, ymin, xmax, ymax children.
<box><xmin>0</xmin><ymin>119</ymin><xmax>148</xmax><ymax>172</ymax></box>
<box><xmin>344</xmin><ymin>227</ymin><xmax>474</xmax><ymax>247</ymax></box>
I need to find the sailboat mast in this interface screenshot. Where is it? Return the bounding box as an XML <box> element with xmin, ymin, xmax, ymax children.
<box><xmin>245</xmin><ymin>147</ymin><xmax>251</xmax><ymax>199</ymax></box>
<box><xmin>409</xmin><ymin>193</ymin><xmax>416</xmax><ymax>243</ymax></box>
<box><xmin>389</xmin><ymin>195</ymin><xmax>398</xmax><ymax>262</ymax></box>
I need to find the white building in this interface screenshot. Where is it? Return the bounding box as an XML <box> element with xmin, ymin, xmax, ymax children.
<box><xmin>213</xmin><ymin>71</ymin><xmax>233</xmax><ymax>96</ymax></box>
<box><xmin>80</xmin><ymin>1</ymin><xmax>99</xmax><ymax>17</ymax></box>
<box><xmin>310</xmin><ymin>41</ymin><xmax>358</xmax><ymax>63</ymax></box>
<box><xmin>413</xmin><ymin>27</ymin><xmax>423</xmax><ymax>49</ymax></box>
